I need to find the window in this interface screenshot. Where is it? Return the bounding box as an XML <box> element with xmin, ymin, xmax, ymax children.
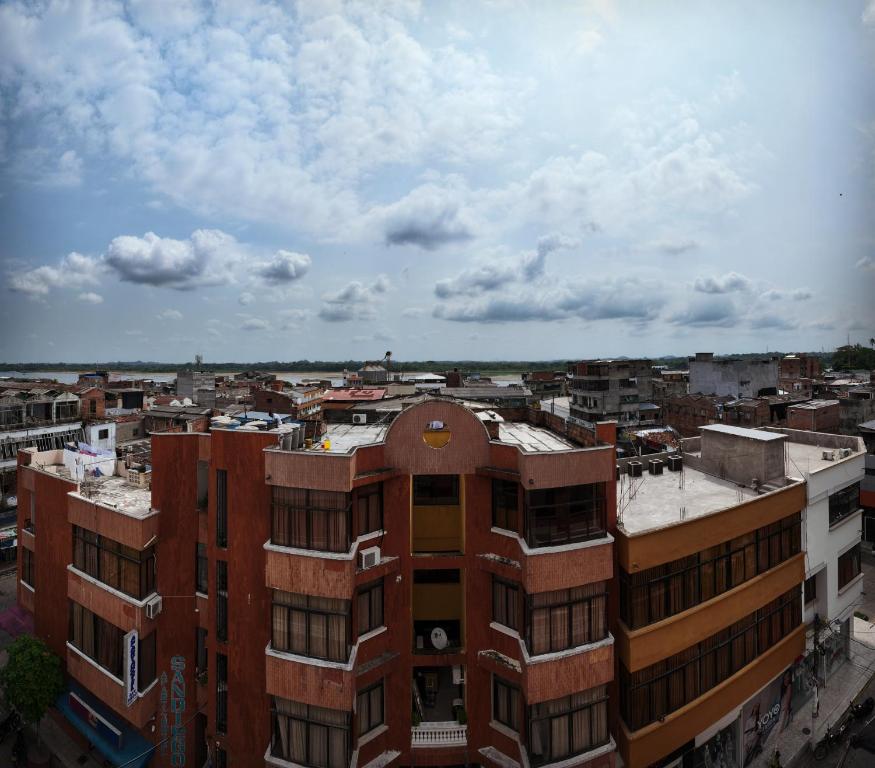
<box><xmin>272</xmin><ymin>487</ymin><xmax>351</xmax><ymax>553</ymax></box>
<box><xmin>26</xmin><ymin>492</ymin><xmax>35</xmax><ymax>533</ymax></box>
<box><xmin>829</xmin><ymin>483</ymin><xmax>860</xmax><ymax>527</ymax></box>
<box><xmin>271</xmin><ymin>698</ymin><xmax>350</xmax><ymax>768</ymax></box>
<box><xmin>138</xmin><ymin>632</ymin><xmax>157</xmax><ymax>690</ymax></box>
<box><xmin>217</xmin><ymin>560</ymin><xmax>228</xmax><ymax>643</ymax></box>
<box><xmin>69</xmin><ymin>601</ymin><xmax>123</xmax><ymax>678</ymax></box>
<box><xmin>525</xmin><ymin>483</ymin><xmax>606</xmax><ymax>548</ymax></box>
<box><xmin>804</xmin><ymin>575</ymin><xmax>817</xmax><ymax>605</ymax></box>
<box><xmin>196</xmin><ymin>628</ymin><xmax>207</xmax><ymax>676</ymax></box>
<box><xmin>619</xmin><ymin>513</ymin><xmax>801</xmax><ymax>630</ymax></box>
<box><xmin>21</xmin><ymin>549</ymin><xmax>34</xmax><ymax>588</ymax></box>
<box><xmin>620</xmin><ymin>587</ymin><xmax>801</xmax><ymax>731</ymax></box>
<box><xmin>196</xmin><ymin>460</ymin><xmax>209</xmax><ymax>510</ymax></box>
<box><xmin>216</xmin><ymin>470</ymin><xmax>228</xmax><ymax>547</ymax></box>
<box><xmin>356</xmin><ymin>680</ymin><xmax>384</xmax><ymax>736</ymax></box>
<box><xmin>354</xmin><ymin>483</ymin><xmax>382</xmax><ymax>537</ymax></box>
<box><xmin>98</xmin><ymin>428</ymin><xmax>109</xmax><ymax>440</ymax></box>
<box><xmin>72</xmin><ymin>526</ymin><xmax>156</xmax><ymax>600</ymax></box>
<box><xmin>196</xmin><ymin>543</ymin><xmax>208</xmax><ymax>595</ymax></box>
<box><xmin>89</xmin><ymin>399</ymin><xmax>97</xmax><ymax>414</ymax></box>
<box><xmin>413</xmin><ymin>475</ymin><xmax>459</xmax><ymax>506</ymax></box>
<box><xmin>838</xmin><ymin>545</ymin><xmax>862</xmax><ymax>590</ymax></box>
<box><xmin>529</xmin><ymin>687</ymin><xmax>608</xmax><ymax>766</ymax></box>
<box><xmin>356</xmin><ymin>581</ymin><xmax>383</xmax><ymax>636</ymax></box>
<box><xmin>492</xmin><ymin>578</ymin><xmax>520</xmax><ymax>631</ymax></box>
<box><xmin>527</xmin><ymin>582</ymin><xmax>607</xmax><ymax>655</ymax></box>
<box><xmin>216</xmin><ymin>653</ymin><xmax>228</xmax><ymax>734</ymax></box>
<box><xmin>493</xmin><ymin>676</ymin><xmax>520</xmax><ymax>732</ymax></box>
<box><xmin>272</xmin><ymin>591</ymin><xmax>351</xmax><ymax>662</ymax></box>
<box><xmin>492</xmin><ymin>479</ymin><xmax>519</xmax><ymax>532</ymax></box>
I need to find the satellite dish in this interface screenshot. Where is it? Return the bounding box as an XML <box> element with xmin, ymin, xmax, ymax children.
<box><xmin>431</xmin><ymin>627</ymin><xmax>448</xmax><ymax>650</ymax></box>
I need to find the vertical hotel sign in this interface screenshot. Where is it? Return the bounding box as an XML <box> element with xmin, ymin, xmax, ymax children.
<box><xmin>124</xmin><ymin>630</ymin><xmax>139</xmax><ymax>707</ymax></box>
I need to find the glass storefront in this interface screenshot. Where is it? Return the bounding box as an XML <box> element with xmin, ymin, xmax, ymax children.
<box><xmin>693</xmin><ymin>722</ymin><xmax>740</xmax><ymax>768</ymax></box>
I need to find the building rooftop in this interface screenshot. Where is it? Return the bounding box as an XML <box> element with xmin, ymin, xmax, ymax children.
<box><xmin>788</xmin><ymin>399</ymin><xmax>840</xmax><ymax>410</ymax></box>
<box><xmin>72</xmin><ymin>476</ymin><xmax>153</xmax><ymax>519</ymax></box>
<box><xmin>496</xmin><ymin>422</ymin><xmax>574</xmax><ymax>453</ymax></box>
<box><xmin>324</xmin><ymin>389</ymin><xmax>386</xmax><ymax>402</ymax></box>
<box><xmin>314</xmin><ymin>423</ymin><xmax>389</xmax><ymax>453</ymax></box>
<box><xmin>618</xmin><ymin>464</ymin><xmax>763</xmax><ymax>535</ymax></box>
<box><xmin>700</xmin><ymin>424</ymin><xmax>784</xmax><ymax>441</ymax></box>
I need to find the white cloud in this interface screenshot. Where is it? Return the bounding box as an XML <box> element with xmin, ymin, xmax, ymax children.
<box><xmin>156</xmin><ymin>309</ymin><xmax>183</xmax><ymax>321</ymax></box>
<box><xmin>856</xmin><ymin>256</ymin><xmax>874</xmax><ymax>272</ymax></box>
<box><xmin>238</xmin><ymin>292</ymin><xmax>255</xmax><ymax>306</ymax></box>
<box><xmin>257</xmin><ymin>251</ymin><xmax>312</xmax><ymax>283</ymax></box>
<box><xmin>319</xmin><ymin>274</ymin><xmax>391</xmax><ymax>322</ymax></box>
<box><xmin>693</xmin><ymin>272</ymin><xmax>751</xmax><ymax>294</ymax></box>
<box><xmin>240</xmin><ymin>316</ymin><xmax>269</xmax><ymax>331</ymax></box>
<box><xmin>7</xmin><ymin>252</ymin><xmax>101</xmax><ymax>299</ymax></box>
<box><xmin>78</xmin><ymin>292</ymin><xmax>103</xmax><ymax>304</ymax></box>
<box><xmin>864</xmin><ymin>1</ymin><xmax>875</xmax><ymax>27</ymax></box>
<box><xmin>105</xmin><ymin>230</ymin><xmax>242</xmax><ymax>290</ymax></box>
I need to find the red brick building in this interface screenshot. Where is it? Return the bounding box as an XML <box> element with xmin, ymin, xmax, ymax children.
<box><xmin>253</xmin><ymin>385</ymin><xmax>324</xmax><ymax>420</ymax></box>
<box><xmin>17</xmin><ymin>399</ymin><xmax>617</xmax><ymax>768</ymax></box>
<box><xmin>662</xmin><ymin>394</ymin><xmax>772</xmax><ymax>437</ymax></box>
<box><xmin>786</xmin><ymin>400</ymin><xmax>840</xmax><ymax>433</ymax></box>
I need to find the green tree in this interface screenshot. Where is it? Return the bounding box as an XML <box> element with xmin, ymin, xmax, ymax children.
<box><xmin>0</xmin><ymin>634</ymin><xmax>63</xmax><ymax>738</ymax></box>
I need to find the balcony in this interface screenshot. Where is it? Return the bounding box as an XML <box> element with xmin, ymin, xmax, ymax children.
<box><xmin>412</xmin><ymin>505</ymin><xmax>463</xmax><ymax>554</ymax></box>
<box><xmin>413</xmin><ymin>570</ymin><xmax>463</xmax><ymax>654</ymax></box>
<box><xmin>411</xmin><ymin>722</ymin><xmax>467</xmax><ymax>747</ymax></box>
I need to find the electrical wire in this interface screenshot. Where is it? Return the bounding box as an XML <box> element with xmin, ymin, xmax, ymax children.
<box><xmin>114</xmin><ymin>705</ymin><xmax>207</xmax><ymax>768</ymax></box>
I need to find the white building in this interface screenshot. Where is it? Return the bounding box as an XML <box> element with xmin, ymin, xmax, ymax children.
<box><xmin>84</xmin><ymin>421</ymin><xmax>117</xmax><ymax>453</ymax></box>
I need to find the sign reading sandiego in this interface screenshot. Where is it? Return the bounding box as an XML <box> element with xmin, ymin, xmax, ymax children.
<box><xmin>124</xmin><ymin>630</ymin><xmax>139</xmax><ymax>707</ymax></box>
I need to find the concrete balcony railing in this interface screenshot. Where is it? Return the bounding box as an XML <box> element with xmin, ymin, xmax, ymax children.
<box><xmin>411</xmin><ymin>721</ymin><xmax>467</xmax><ymax>747</ymax></box>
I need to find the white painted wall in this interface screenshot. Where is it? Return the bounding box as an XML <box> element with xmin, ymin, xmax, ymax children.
<box><xmin>800</xmin><ymin>452</ymin><xmax>865</xmax><ymax>626</ymax></box>
<box><xmin>85</xmin><ymin>422</ymin><xmax>117</xmax><ymax>453</ymax></box>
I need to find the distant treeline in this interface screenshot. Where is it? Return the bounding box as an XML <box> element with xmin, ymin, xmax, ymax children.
<box><xmin>0</xmin><ymin>350</ymin><xmax>851</xmax><ymax>375</ymax></box>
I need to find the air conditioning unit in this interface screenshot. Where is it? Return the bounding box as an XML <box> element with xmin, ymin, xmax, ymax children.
<box><xmin>452</xmin><ymin>665</ymin><xmax>465</xmax><ymax>685</ymax></box>
<box><xmin>822</xmin><ymin>450</ymin><xmax>836</xmax><ymax>461</ymax></box>
<box><xmin>352</xmin><ymin>413</ymin><xmax>367</xmax><ymax>425</ymax></box>
<box><xmin>840</xmin><ymin>448</ymin><xmax>853</xmax><ymax>458</ymax></box>
<box><xmin>360</xmin><ymin>546</ymin><xmax>381</xmax><ymax>570</ymax></box>
<box><xmin>145</xmin><ymin>595</ymin><xmax>163</xmax><ymax>620</ymax></box>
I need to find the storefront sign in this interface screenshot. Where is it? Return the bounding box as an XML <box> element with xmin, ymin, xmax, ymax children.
<box><xmin>170</xmin><ymin>655</ymin><xmax>186</xmax><ymax>765</ymax></box>
<box><xmin>741</xmin><ymin>669</ymin><xmax>793</xmax><ymax>766</ymax></box>
<box><xmin>123</xmin><ymin>630</ymin><xmax>138</xmax><ymax>707</ymax></box>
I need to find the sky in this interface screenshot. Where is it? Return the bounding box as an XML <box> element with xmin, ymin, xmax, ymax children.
<box><xmin>1</xmin><ymin>0</ymin><xmax>874</xmax><ymax>364</ymax></box>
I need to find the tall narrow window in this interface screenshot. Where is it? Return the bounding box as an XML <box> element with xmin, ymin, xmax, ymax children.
<box><xmin>216</xmin><ymin>653</ymin><xmax>228</xmax><ymax>734</ymax></box>
<box><xmin>216</xmin><ymin>469</ymin><xmax>228</xmax><ymax>548</ymax></box>
<box><xmin>138</xmin><ymin>632</ymin><xmax>157</xmax><ymax>690</ymax></box>
<box><xmin>354</xmin><ymin>483</ymin><xmax>382</xmax><ymax>537</ymax></box>
<box><xmin>838</xmin><ymin>545</ymin><xmax>862</xmax><ymax>590</ymax></box>
<box><xmin>272</xmin><ymin>591</ymin><xmax>351</xmax><ymax>662</ymax></box>
<box><xmin>356</xmin><ymin>680</ymin><xmax>384</xmax><ymax>736</ymax></box>
<box><xmin>804</xmin><ymin>575</ymin><xmax>817</xmax><ymax>605</ymax></box>
<box><xmin>196</xmin><ymin>543</ymin><xmax>208</xmax><ymax>595</ymax></box>
<box><xmin>271</xmin><ymin>698</ymin><xmax>350</xmax><ymax>768</ymax></box>
<box><xmin>196</xmin><ymin>628</ymin><xmax>208</xmax><ymax>676</ymax></box>
<box><xmin>356</xmin><ymin>581</ymin><xmax>384</xmax><ymax>636</ymax></box>
<box><xmin>217</xmin><ymin>560</ymin><xmax>228</xmax><ymax>643</ymax></box>
<box><xmin>493</xmin><ymin>676</ymin><xmax>520</xmax><ymax>732</ymax></box>
<box><xmin>21</xmin><ymin>549</ymin><xmax>34</xmax><ymax>588</ymax></box>
<box><xmin>492</xmin><ymin>577</ymin><xmax>520</xmax><ymax>631</ymax></box>
<box><xmin>492</xmin><ymin>480</ymin><xmax>519</xmax><ymax>532</ymax></box>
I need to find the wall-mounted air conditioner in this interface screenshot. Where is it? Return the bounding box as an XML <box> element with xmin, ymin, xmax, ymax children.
<box><xmin>822</xmin><ymin>450</ymin><xmax>835</xmax><ymax>461</ymax></box>
<box><xmin>145</xmin><ymin>595</ymin><xmax>163</xmax><ymax>619</ymax></box>
<box><xmin>360</xmin><ymin>546</ymin><xmax>381</xmax><ymax>570</ymax></box>
<box><xmin>352</xmin><ymin>413</ymin><xmax>367</xmax><ymax>425</ymax></box>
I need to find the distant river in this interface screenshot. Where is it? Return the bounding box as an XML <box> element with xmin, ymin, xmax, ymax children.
<box><xmin>0</xmin><ymin>370</ymin><xmax>524</xmax><ymax>387</ymax></box>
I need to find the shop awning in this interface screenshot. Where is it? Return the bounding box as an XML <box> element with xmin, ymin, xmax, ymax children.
<box><xmin>56</xmin><ymin>684</ymin><xmax>155</xmax><ymax>768</ymax></box>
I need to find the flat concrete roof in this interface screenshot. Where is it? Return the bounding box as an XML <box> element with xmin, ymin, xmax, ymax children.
<box><xmin>700</xmin><ymin>424</ymin><xmax>785</xmax><ymax>441</ymax></box>
<box><xmin>497</xmin><ymin>423</ymin><xmax>574</xmax><ymax>453</ymax></box>
<box><xmin>618</xmin><ymin>466</ymin><xmax>761</xmax><ymax>535</ymax></box>
<box><xmin>785</xmin><ymin>441</ymin><xmax>861</xmax><ymax>478</ymax></box>
<box><xmin>314</xmin><ymin>423</ymin><xmax>389</xmax><ymax>453</ymax></box>
<box><xmin>72</xmin><ymin>476</ymin><xmax>153</xmax><ymax>518</ymax></box>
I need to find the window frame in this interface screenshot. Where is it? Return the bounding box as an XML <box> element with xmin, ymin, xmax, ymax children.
<box><xmin>492</xmin><ymin>577</ymin><xmax>521</xmax><ymax>632</ymax></box>
<box><xmin>412</xmin><ymin>475</ymin><xmax>460</xmax><ymax>506</ymax></box>
<box><xmin>68</xmin><ymin>601</ymin><xmax>124</xmax><ymax>679</ymax></box>
<box><xmin>356</xmin><ymin>680</ymin><xmax>384</xmax><ymax>737</ymax></box>
<box><xmin>493</xmin><ymin>675</ymin><xmax>521</xmax><ymax>732</ymax></box>
<box><xmin>526</xmin><ymin>582</ymin><xmax>608</xmax><ymax>655</ymax></box>
<box><xmin>270</xmin><ymin>698</ymin><xmax>351</xmax><ymax>768</ymax></box>
<box><xmin>492</xmin><ymin>479</ymin><xmax>519</xmax><ymax>532</ymax></box>
<box><xmin>72</xmin><ymin>525</ymin><xmax>156</xmax><ymax>600</ymax></box>
<box><xmin>216</xmin><ymin>560</ymin><xmax>228</xmax><ymax>643</ymax></box>
<box><xmin>216</xmin><ymin>469</ymin><xmax>228</xmax><ymax>548</ymax></box>
<box><xmin>829</xmin><ymin>483</ymin><xmax>861</xmax><ymax>527</ymax></box>
<box><xmin>271</xmin><ymin>487</ymin><xmax>352</xmax><ymax>553</ymax></box>
<box><xmin>21</xmin><ymin>548</ymin><xmax>34</xmax><ymax>588</ymax></box>
<box><xmin>838</xmin><ymin>544</ymin><xmax>862</xmax><ymax>590</ymax></box>
<box><xmin>196</xmin><ymin>543</ymin><xmax>208</xmax><ymax>595</ymax></box>
<box><xmin>354</xmin><ymin>483</ymin><xmax>383</xmax><ymax>538</ymax></box>
<box><xmin>524</xmin><ymin>483</ymin><xmax>607</xmax><ymax>548</ymax></box>
<box><xmin>271</xmin><ymin>590</ymin><xmax>352</xmax><ymax>662</ymax></box>
<box><xmin>216</xmin><ymin>653</ymin><xmax>228</xmax><ymax>734</ymax></box>
<box><xmin>356</xmin><ymin>580</ymin><xmax>384</xmax><ymax>637</ymax></box>
<box><xmin>528</xmin><ymin>687</ymin><xmax>609</xmax><ymax>767</ymax></box>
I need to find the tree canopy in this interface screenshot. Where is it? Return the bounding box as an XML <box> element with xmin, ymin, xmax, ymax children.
<box><xmin>0</xmin><ymin>635</ymin><xmax>63</xmax><ymax>726</ymax></box>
